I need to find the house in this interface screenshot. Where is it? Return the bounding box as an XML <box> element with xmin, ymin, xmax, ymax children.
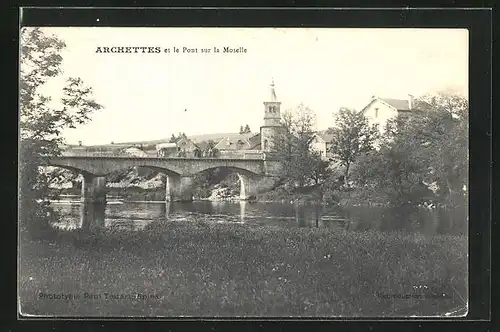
<box><xmin>214</xmin><ymin>132</ymin><xmax>261</xmax><ymax>151</ymax></box>
<box><xmin>175</xmin><ymin>136</ymin><xmax>198</xmax><ymax>154</ymax></box>
<box><xmin>156</xmin><ymin>142</ymin><xmax>178</xmax><ymax>157</ymax></box>
<box><xmin>155</xmin><ymin>136</ymin><xmax>199</xmax><ymax>157</ymax></box>
<box><xmin>360</xmin><ymin>94</ymin><xmax>421</xmax><ymax>134</ymax></box>
<box><xmin>309</xmin><ymin>132</ymin><xmax>334</xmax><ymax>160</ymax></box>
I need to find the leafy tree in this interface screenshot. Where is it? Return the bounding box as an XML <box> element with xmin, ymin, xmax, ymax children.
<box><xmin>19</xmin><ymin>28</ymin><xmax>102</xmax><ymax>235</ymax></box>
<box><xmin>239</xmin><ymin>124</ymin><xmax>251</xmax><ymax>134</ymax></box>
<box><xmin>272</xmin><ymin>104</ymin><xmax>329</xmax><ymax>189</ymax></box>
<box><xmin>351</xmin><ymin>92</ymin><xmax>468</xmax><ymax>209</ymax></box>
<box><xmin>328</xmin><ymin>107</ymin><xmax>379</xmax><ymax>186</ymax></box>
<box><xmin>417</xmin><ymin>92</ymin><xmax>468</xmax><ymax>206</ymax></box>
<box><xmin>169</xmin><ymin>134</ymin><xmax>177</xmax><ymax>143</ymax></box>
<box><xmin>352</xmin><ymin>140</ymin><xmax>431</xmax><ymax>206</ymax></box>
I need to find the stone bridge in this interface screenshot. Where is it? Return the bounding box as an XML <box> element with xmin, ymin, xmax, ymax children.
<box><xmin>48</xmin><ymin>155</ymin><xmax>282</xmax><ymax>202</ymax></box>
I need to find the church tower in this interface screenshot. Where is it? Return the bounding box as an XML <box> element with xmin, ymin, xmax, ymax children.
<box><xmin>260</xmin><ymin>79</ymin><xmax>282</xmax><ymax>152</ymax></box>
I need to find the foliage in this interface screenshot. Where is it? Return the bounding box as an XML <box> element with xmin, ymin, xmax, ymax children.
<box><xmin>19</xmin><ymin>28</ymin><xmax>102</xmax><ymax>235</ymax></box>
<box><xmin>239</xmin><ymin>124</ymin><xmax>251</xmax><ymax>134</ymax></box>
<box><xmin>271</xmin><ymin>104</ymin><xmax>335</xmax><ymax>200</ymax></box>
<box><xmin>328</xmin><ymin>107</ymin><xmax>379</xmax><ymax>185</ymax></box>
<box><xmin>350</xmin><ymin>92</ymin><xmax>468</xmax><ymax>208</ymax></box>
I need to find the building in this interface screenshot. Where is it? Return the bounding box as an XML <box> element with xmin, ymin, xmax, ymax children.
<box><xmin>310</xmin><ymin>132</ymin><xmax>335</xmax><ymax>160</ymax></box>
<box><xmin>214</xmin><ymin>132</ymin><xmax>260</xmax><ymax>151</ymax></box>
<box><xmin>260</xmin><ymin>79</ymin><xmax>282</xmax><ymax>152</ymax></box>
<box><xmin>360</xmin><ymin>94</ymin><xmax>420</xmax><ymax>134</ymax></box>
<box><xmin>156</xmin><ymin>136</ymin><xmax>199</xmax><ymax>157</ymax></box>
<box><xmin>156</xmin><ymin>143</ymin><xmax>178</xmax><ymax>157</ymax></box>
<box><xmin>175</xmin><ymin>136</ymin><xmax>199</xmax><ymax>156</ymax></box>
<box><xmin>213</xmin><ymin>79</ymin><xmax>283</xmax><ymax>158</ymax></box>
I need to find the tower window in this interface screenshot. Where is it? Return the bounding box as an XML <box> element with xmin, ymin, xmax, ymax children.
<box><xmin>375</xmin><ymin>108</ymin><xmax>379</xmax><ymax>118</ymax></box>
<box><xmin>263</xmin><ymin>139</ymin><xmax>269</xmax><ymax>151</ymax></box>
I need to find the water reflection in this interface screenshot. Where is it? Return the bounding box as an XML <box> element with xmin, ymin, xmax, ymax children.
<box><xmin>240</xmin><ymin>201</ymin><xmax>246</xmax><ymax>223</ymax></box>
<box><xmin>50</xmin><ymin>198</ymin><xmax>466</xmax><ymax>235</ymax></box>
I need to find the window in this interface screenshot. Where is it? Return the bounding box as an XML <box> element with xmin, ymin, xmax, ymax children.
<box><xmin>374</xmin><ymin>108</ymin><xmax>379</xmax><ymax>118</ymax></box>
<box><xmin>263</xmin><ymin>139</ymin><xmax>269</xmax><ymax>151</ymax></box>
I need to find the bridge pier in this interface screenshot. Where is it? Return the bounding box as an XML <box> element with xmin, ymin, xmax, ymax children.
<box><xmin>81</xmin><ymin>175</ymin><xmax>107</xmax><ymax>204</ymax></box>
<box><xmin>238</xmin><ymin>174</ymin><xmax>258</xmax><ymax>200</ymax></box>
<box><xmin>166</xmin><ymin>175</ymin><xmax>194</xmax><ymax>202</ymax></box>
<box><xmin>238</xmin><ymin>174</ymin><xmax>279</xmax><ymax>200</ymax></box>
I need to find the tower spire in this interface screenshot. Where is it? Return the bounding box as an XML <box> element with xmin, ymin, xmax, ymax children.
<box><xmin>269</xmin><ymin>78</ymin><xmax>277</xmax><ymax>102</ymax></box>
<box><xmin>261</xmin><ymin>79</ymin><xmax>282</xmax><ymax>152</ymax></box>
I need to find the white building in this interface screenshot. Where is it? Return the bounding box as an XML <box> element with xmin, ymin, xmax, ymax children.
<box><xmin>360</xmin><ymin>94</ymin><xmax>418</xmax><ymax>134</ymax></box>
<box><xmin>309</xmin><ymin>132</ymin><xmax>334</xmax><ymax>160</ymax></box>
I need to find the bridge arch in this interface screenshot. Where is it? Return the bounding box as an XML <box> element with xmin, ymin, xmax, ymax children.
<box><xmin>192</xmin><ymin>165</ymin><xmax>261</xmax><ymax>178</ymax></box>
<box><xmin>129</xmin><ymin>166</ymin><xmax>181</xmax><ymax>177</ymax></box>
<box><xmin>43</xmin><ymin>164</ymin><xmax>94</xmax><ymax>179</ymax></box>
<box><xmin>48</xmin><ymin>157</ymin><xmax>184</xmax><ymax>177</ymax></box>
<box><xmin>190</xmin><ymin>166</ymin><xmax>263</xmax><ymax>200</ymax></box>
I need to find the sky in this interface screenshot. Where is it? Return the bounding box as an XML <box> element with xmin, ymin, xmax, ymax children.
<box><xmin>30</xmin><ymin>27</ymin><xmax>468</xmax><ymax>145</ymax></box>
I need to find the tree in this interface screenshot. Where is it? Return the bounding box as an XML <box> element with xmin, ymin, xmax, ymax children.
<box><xmin>417</xmin><ymin>92</ymin><xmax>468</xmax><ymax>206</ymax></box>
<box><xmin>169</xmin><ymin>134</ymin><xmax>177</xmax><ymax>143</ymax></box>
<box><xmin>239</xmin><ymin>124</ymin><xmax>251</xmax><ymax>134</ymax></box>
<box><xmin>350</xmin><ymin>92</ymin><xmax>468</xmax><ymax>209</ymax></box>
<box><xmin>328</xmin><ymin>108</ymin><xmax>379</xmax><ymax>186</ymax></box>
<box><xmin>19</xmin><ymin>28</ymin><xmax>103</xmax><ymax>235</ymax></box>
<box><xmin>272</xmin><ymin>104</ymin><xmax>328</xmax><ymax>189</ymax></box>
<box><xmin>351</xmin><ymin>140</ymin><xmax>431</xmax><ymax>206</ymax></box>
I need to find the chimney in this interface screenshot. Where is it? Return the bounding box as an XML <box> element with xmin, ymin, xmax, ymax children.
<box><xmin>78</xmin><ymin>141</ymin><xmax>82</xmax><ymax>146</ymax></box>
<box><xmin>408</xmin><ymin>94</ymin><xmax>414</xmax><ymax>110</ymax></box>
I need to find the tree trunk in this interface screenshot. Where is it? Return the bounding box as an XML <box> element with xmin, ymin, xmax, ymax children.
<box><xmin>344</xmin><ymin>163</ymin><xmax>350</xmax><ymax>187</ymax></box>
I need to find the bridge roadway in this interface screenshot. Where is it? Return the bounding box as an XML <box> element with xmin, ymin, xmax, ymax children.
<box><xmin>48</xmin><ymin>154</ymin><xmax>281</xmax><ymax>202</ymax></box>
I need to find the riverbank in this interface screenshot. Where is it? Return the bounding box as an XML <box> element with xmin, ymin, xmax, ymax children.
<box><xmin>19</xmin><ymin>223</ymin><xmax>467</xmax><ymax>317</ymax></box>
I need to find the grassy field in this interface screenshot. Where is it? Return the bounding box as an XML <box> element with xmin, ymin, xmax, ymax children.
<box><xmin>18</xmin><ymin>222</ymin><xmax>468</xmax><ymax>317</ymax></box>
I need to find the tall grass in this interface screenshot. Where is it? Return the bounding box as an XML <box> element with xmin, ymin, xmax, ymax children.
<box><xmin>18</xmin><ymin>223</ymin><xmax>467</xmax><ymax>317</ymax></box>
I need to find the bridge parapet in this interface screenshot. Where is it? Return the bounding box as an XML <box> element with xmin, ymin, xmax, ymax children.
<box><xmin>49</xmin><ymin>155</ymin><xmax>281</xmax><ymax>177</ymax></box>
<box><xmin>61</xmin><ymin>151</ymin><xmax>267</xmax><ymax>160</ymax></box>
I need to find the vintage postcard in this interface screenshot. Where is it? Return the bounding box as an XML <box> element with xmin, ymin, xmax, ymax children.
<box><xmin>18</xmin><ymin>26</ymin><xmax>469</xmax><ymax>318</ymax></box>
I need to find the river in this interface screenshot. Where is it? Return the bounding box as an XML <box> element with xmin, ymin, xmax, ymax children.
<box><xmin>49</xmin><ymin>196</ymin><xmax>466</xmax><ymax>235</ymax></box>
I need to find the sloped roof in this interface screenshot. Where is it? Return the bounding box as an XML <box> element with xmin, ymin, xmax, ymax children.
<box><xmin>379</xmin><ymin>98</ymin><xmax>411</xmax><ymax>111</ymax></box>
<box><xmin>318</xmin><ymin>132</ymin><xmax>334</xmax><ymax>143</ymax></box>
<box><xmin>248</xmin><ymin>133</ymin><xmax>261</xmax><ymax>149</ymax></box>
<box><xmin>215</xmin><ymin>132</ymin><xmax>258</xmax><ymax>150</ymax></box>
<box><xmin>310</xmin><ymin>132</ymin><xmax>334</xmax><ymax>144</ymax></box>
